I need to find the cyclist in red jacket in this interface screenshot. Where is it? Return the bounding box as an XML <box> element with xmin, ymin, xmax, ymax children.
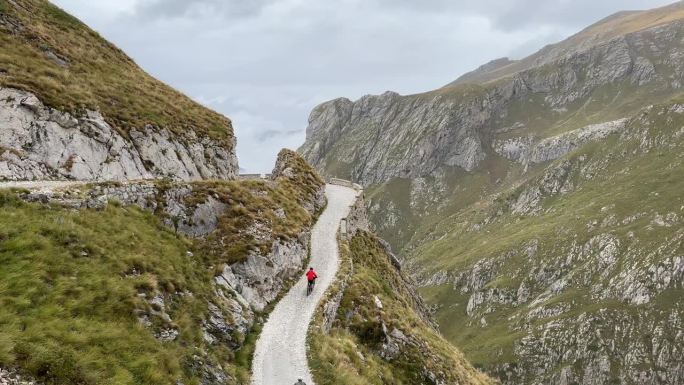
<box><xmin>306</xmin><ymin>267</ymin><xmax>318</xmax><ymax>295</ymax></box>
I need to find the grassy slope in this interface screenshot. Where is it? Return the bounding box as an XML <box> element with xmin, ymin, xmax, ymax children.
<box><xmin>0</xmin><ymin>151</ymin><xmax>325</xmax><ymax>385</ymax></box>
<box><xmin>308</xmin><ymin>232</ymin><xmax>494</xmax><ymax>385</ymax></box>
<box><xmin>351</xmin><ymin>86</ymin><xmax>684</xmax><ymax>383</ymax></box>
<box><xmin>305</xmin><ymin>5</ymin><xmax>684</xmax><ymax>382</ymax></box>
<box><xmin>366</xmin><ymin>69</ymin><xmax>682</xmax><ymax>256</ymax></box>
<box><xmin>0</xmin><ymin>0</ymin><xmax>232</xmax><ymax>142</ymax></box>
<box><xmin>0</xmin><ymin>193</ymin><xmax>220</xmax><ymax>385</ymax></box>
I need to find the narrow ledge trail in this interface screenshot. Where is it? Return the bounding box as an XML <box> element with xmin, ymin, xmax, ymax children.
<box><xmin>0</xmin><ymin>180</ymin><xmax>88</xmax><ymax>191</ymax></box>
<box><xmin>251</xmin><ymin>183</ymin><xmax>360</xmax><ymax>385</ymax></box>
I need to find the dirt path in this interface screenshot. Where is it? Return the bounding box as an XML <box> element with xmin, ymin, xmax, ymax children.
<box><xmin>0</xmin><ymin>180</ymin><xmax>88</xmax><ymax>191</ymax></box>
<box><xmin>251</xmin><ymin>184</ymin><xmax>359</xmax><ymax>385</ymax></box>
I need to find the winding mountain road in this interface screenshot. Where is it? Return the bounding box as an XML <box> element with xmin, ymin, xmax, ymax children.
<box><xmin>0</xmin><ymin>180</ymin><xmax>87</xmax><ymax>191</ymax></box>
<box><xmin>251</xmin><ymin>184</ymin><xmax>359</xmax><ymax>385</ymax></box>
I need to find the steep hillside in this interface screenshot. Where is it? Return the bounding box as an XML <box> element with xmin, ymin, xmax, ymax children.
<box><xmin>300</xmin><ymin>2</ymin><xmax>684</xmax><ymax>384</ymax></box>
<box><xmin>415</xmin><ymin>102</ymin><xmax>683</xmax><ymax>384</ymax></box>
<box><xmin>0</xmin><ymin>150</ymin><xmax>324</xmax><ymax>385</ymax></box>
<box><xmin>0</xmin><ymin>0</ymin><xmax>238</xmax><ymax>181</ymax></box>
<box><xmin>308</xmin><ymin>203</ymin><xmax>493</xmax><ymax>384</ymax></box>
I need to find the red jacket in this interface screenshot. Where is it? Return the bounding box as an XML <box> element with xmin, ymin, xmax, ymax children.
<box><xmin>306</xmin><ymin>270</ymin><xmax>318</xmax><ymax>281</ymax></box>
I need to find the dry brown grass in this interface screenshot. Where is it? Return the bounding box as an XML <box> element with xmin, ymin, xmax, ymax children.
<box><xmin>573</xmin><ymin>3</ymin><xmax>684</xmax><ymax>42</ymax></box>
<box><xmin>445</xmin><ymin>2</ymin><xmax>684</xmax><ymax>87</ymax></box>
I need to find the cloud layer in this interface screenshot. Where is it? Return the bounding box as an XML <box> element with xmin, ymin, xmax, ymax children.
<box><xmin>53</xmin><ymin>0</ymin><xmax>673</xmax><ymax>172</ymax></box>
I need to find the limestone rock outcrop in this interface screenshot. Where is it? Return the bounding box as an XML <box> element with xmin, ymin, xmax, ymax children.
<box><xmin>0</xmin><ymin>88</ymin><xmax>238</xmax><ymax>182</ymax></box>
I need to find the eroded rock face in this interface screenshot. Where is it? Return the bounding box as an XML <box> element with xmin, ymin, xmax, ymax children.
<box><xmin>346</xmin><ymin>194</ymin><xmax>371</xmax><ymax>236</ymax></box>
<box><xmin>0</xmin><ymin>368</ymin><xmax>38</xmax><ymax>385</ymax></box>
<box><xmin>0</xmin><ymin>88</ymin><xmax>238</xmax><ymax>181</ymax></box>
<box><xmin>300</xmin><ymin>91</ymin><xmax>487</xmax><ymax>185</ymax></box>
<box><xmin>216</xmin><ymin>234</ymin><xmax>311</xmax><ymax>312</ymax></box>
<box><xmin>414</xmin><ymin>113</ymin><xmax>684</xmax><ymax>385</ymax></box>
<box><xmin>493</xmin><ymin>119</ymin><xmax>629</xmax><ymax>167</ymax></box>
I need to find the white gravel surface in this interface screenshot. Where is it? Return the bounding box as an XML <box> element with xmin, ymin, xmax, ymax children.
<box><xmin>0</xmin><ymin>368</ymin><xmax>36</xmax><ymax>385</ymax></box>
<box><xmin>251</xmin><ymin>184</ymin><xmax>359</xmax><ymax>385</ymax></box>
<box><xmin>0</xmin><ymin>180</ymin><xmax>87</xmax><ymax>191</ymax></box>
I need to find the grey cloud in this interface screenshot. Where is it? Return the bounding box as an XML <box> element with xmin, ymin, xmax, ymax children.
<box><xmin>256</xmin><ymin>128</ymin><xmax>303</xmax><ymax>142</ymax></box>
<box><xmin>134</xmin><ymin>0</ymin><xmax>277</xmax><ymax>19</ymax></box>
<box><xmin>487</xmin><ymin>0</ymin><xmax>675</xmax><ymax>31</ymax></box>
<box><xmin>371</xmin><ymin>0</ymin><xmax>675</xmax><ymax>30</ymax></box>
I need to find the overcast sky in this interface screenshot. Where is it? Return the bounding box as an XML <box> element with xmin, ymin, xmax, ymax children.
<box><xmin>52</xmin><ymin>0</ymin><xmax>672</xmax><ymax>172</ymax></box>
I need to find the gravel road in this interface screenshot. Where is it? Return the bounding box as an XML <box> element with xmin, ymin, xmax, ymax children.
<box><xmin>251</xmin><ymin>184</ymin><xmax>359</xmax><ymax>385</ymax></box>
<box><xmin>0</xmin><ymin>180</ymin><xmax>87</xmax><ymax>191</ymax></box>
<box><xmin>0</xmin><ymin>368</ymin><xmax>34</xmax><ymax>385</ymax></box>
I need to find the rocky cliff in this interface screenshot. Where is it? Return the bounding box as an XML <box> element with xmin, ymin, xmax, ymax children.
<box><xmin>0</xmin><ymin>88</ymin><xmax>237</xmax><ymax>181</ymax></box>
<box><xmin>0</xmin><ymin>0</ymin><xmax>238</xmax><ymax>182</ymax></box>
<box><xmin>300</xmin><ymin>3</ymin><xmax>684</xmax><ymax>385</ymax></box>
<box><xmin>412</xmin><ymin>103</ymin><xmax>684</xmax><ymax>385</ymax></box>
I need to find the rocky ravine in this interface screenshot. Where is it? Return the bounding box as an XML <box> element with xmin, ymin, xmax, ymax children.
<box><xmin>408</xmin><ymin>105</ymin><xmax>684</xmax><ymax>385</ymax></box>
<box><xmin>312</xmin><ymin>101</ymin><xmax>684</xmax><ymax>385</ymax></box>
<box><xmin>300</xmin><ymin>4</ymin><xmax>684</xmax><ymax>385</ymax></box>
<box><xmin>0</xmin><ymin>87</ymin><xmax>238</xmax><ymax>181</ymax></box>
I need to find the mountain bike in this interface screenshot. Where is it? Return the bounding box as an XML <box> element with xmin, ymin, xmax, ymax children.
<box><xmin>306</xmin><ymin>279</ymin><xmax>316</xmax><ymax>296</ymax></box>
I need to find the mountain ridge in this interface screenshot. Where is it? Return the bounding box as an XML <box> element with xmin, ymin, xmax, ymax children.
<box><xmin>300</xmin><ymin>4</ymin><xmax>684</xmax><ymax>186</ymax></box>
<box><xmin>447</xmin><ymin>1</ymin><xmax>684</xmax><ymax>87</ymax></box>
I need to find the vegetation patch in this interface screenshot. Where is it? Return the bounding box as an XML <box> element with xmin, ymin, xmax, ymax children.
<box><xmin>410</xmin><ymin>103</ymin><xmax>684</xmax><ymax>376</ymax></box>
<box><xmin>0</xmin><ymin>150</ymin><xmax>326</xmax><ymax>385</ymax></box>
<box><xmin>190</xmin><ymin>150</ymin><xmax>324</xmax><ymax>266</ymax></box>
<box><xmin>0</xmin><ymin>191</ymin><xmax>238</xmax><ymax>385</ymax></box>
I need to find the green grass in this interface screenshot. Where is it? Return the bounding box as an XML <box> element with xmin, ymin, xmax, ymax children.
<box><xmin>314</xmin><ymin>95</ymin><xmax>683</xmax><ymax>382</ymax></box>
<box><xmin>304</xmin><ymin>15</ymin><xmax>684</xmax><ymax>380</ymax></box>
<box><xmin>182</xmin><ymin>179</ymin><xmax>313</xmax><ymax>265</ymax></box>
<box><xmin>0</xmin><ymin>0</ymin><xmax>232</xmax><ymax>143</ymax></box>
<box><xmin>308</xmin><ymin>232</ymin><xmax>494</xmax><ymax>385</ymax></box>
<box><xmin>0</xmin><ymin>192</ymin><xmax>219</xmax><ymax>385</ymax></box>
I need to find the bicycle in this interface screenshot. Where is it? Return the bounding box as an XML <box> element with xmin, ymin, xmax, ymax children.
<box><xmin>306</xmin><ymin>279</ymin><xmax>316</xmax><ymax>296</ymax></box>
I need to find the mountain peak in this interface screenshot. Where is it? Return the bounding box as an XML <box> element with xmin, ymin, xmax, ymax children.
<box><xmin>448</xmin><ymin>1</ymin><xmax>684</xmax><ymax>87</ymax></box>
